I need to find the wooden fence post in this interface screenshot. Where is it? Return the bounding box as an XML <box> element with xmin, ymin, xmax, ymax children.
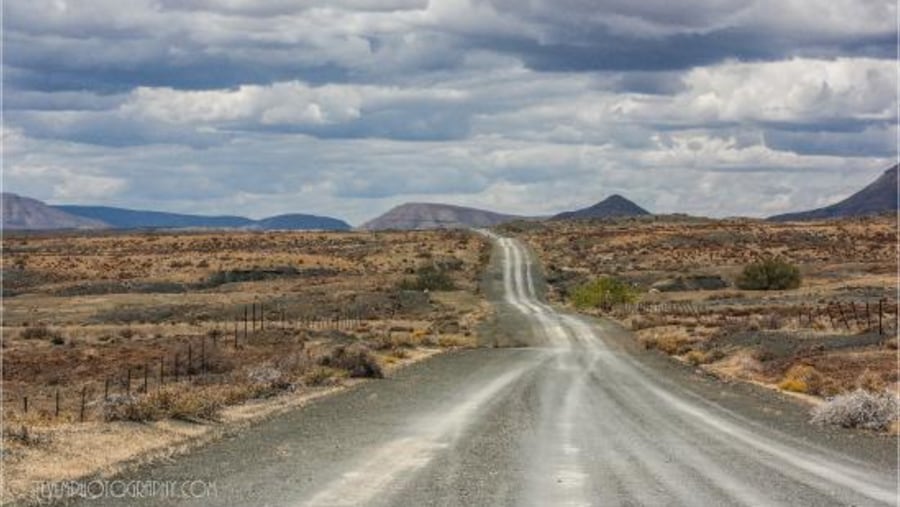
<box><xmin>22</xmin><ymin>396</ymin><xmax>28</xmax><ymax>414</ymax></box>
<box><xmin>174</xmin><ymin>354</ymin><xmax>179</xmax><ymax>382</ymax></box>
<box><xmin>200</xmin><ymin>336</ymin><xmax>206</xmax><ymax>374</ymax></box>
<box><xmin>80</xmin><ymin>387</ymin><xmax>87</xmax><ymax>422</ymax></box>
<box><xmin>252</xmin><ymin>303</ymin><xmax>257</xmax><ymax>331</ymax></box>
<box><xmin>826</xmin><ymin>304</ymin><xmax>836</xmax><ymax>329</ymax></box>
<box><xmin>244</xmin><ymin>306</ymin><xmax>249</xmax><ymax>339</ymax></box>
<box><xmin>879</xmin><ymin>298</ymin><xmax>884</xmax><ymax>335</ymax></box>
<box><xmin>55</xmin><ymin>389</ymin><xmax>60</xmax><ymax>418</ymax></box>
<box><xmin>104</xmin><ymin>378</ymin><xmax>109</xmax><ymax>401</ymax></box>
<box><xmin>143</xmin><ymin>363</ymin><xmax>149</xmax><ymax>393</ymax></box>
<box><xmin>865</xmin><ymin>301</ymin><xmax>872</xmax><ymax>332</ymax></box>
<box><xmin>835</xmin><ymin>302</ymin><xmax>850</xmax><ymax>330</ymax></box>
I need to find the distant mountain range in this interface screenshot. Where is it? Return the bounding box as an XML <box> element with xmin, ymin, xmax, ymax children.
<box><xmin>360</xmin><ymin>203</ymin><xmax>523</xmax><ymax>230</ymax></box>
<box><xmin>7</xmin><ymin>166</ymin><xmax>889</xmax><ymax>232</ymax></box>
<box><xmin>769</xmin><ymin>165</ymin><xmax>898</xmax><ymax>221</ymax></box>
<box><xmin>1</xmin><ymin>194</ymin><xmax>351</xmax><ymax>231</ymax></box>
<box><xmin>552</xmin><ymin>194</ymin><xmax>650</xmax><ymax>220</ymax></box>
<box><xmin>1</xmin><ymin>194</ymin><xmax>108</xmax><ymax>230</ymax></box>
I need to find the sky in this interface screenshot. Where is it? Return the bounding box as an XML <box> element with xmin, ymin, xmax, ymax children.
<box><xmin>3</xmin><ymin>0</ymin><xmax>898</xmax><ymax>225</ymax></box>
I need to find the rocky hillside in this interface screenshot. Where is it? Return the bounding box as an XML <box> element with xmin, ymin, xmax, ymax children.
<box><xmin>552</xmin><ymin>194</ymin><xmax>651</xmax><ymax>220</ymax></box>
<box><xmin>770</xmin><ymin>165</ymin><xmax>898</xmax><ymax>221</ymax></box>
<box><xmin>1</xmin><ymin>193</ymin><xmax>108</xmax><ymax>230</ymax></box>
<box><xmin>361</xmin><ymin>203</ymin><xmax>521</xmax><ymax>230</ymax></box>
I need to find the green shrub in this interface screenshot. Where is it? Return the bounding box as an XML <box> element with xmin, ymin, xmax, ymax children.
<box><xmin>736</xmin><ymin>258</ymin><xmax>801</xmax><ymax>290</ymax></box>
<box><xmin>570</xmin><ymin>277</ymin><xmax>638</xmax><ymax>309</ymax></box>
<box><xmin>398</xmin><ymin>265</ymin><xmax>455</xmax><ymax>291</ymax></box>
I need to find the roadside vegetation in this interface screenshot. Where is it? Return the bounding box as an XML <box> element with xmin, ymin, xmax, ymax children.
<box><xmin>506</xmin><ymin>215</ymin><xmax>898</xmax><ymax>432</ymax></box>
<box><xmin>0</xmin><ymin>228</ymin><xmax>494</xmax><ymax>500</ymax></box>
<box><xmin>736</xmin><ymin>258</ymin><xmax>802</xmax><ymax>290</ymax></box>
<box><xmin>570</xmin><ymin>277</ymin><xmax>638</xmax><ymax>309</ymax></box>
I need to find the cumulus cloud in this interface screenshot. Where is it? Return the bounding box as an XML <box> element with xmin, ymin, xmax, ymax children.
<box><xmin>3</xmin><ymin>0</ymin><xmax>895</xmax><ymax>222</ymax></box>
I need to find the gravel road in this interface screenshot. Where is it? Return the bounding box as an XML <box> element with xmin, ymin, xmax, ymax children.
<box><xmin>66</xmin><ymin>234</ymin><xmax>897</xmax><ymax>507</ymax></box>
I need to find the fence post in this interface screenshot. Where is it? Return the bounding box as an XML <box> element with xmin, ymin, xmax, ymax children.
<box><xmin>55</xmin><ymin>389</ymin><xmax>60</xmax><ymax>418</ymax></box>
<box><xmin>826</xmin><ymin>304</ymin><xmax>836</xmax><ymax>328</ymax></box>
<box><xmin>201</xmin><ymin>336</ymin><xmax>206</xmax><ymax>374</ymax></box>
<box><xmin>865</xmin><ymin>301</ymin><xmax>872</xmax><ymax>332</ymax></box>
<box><xmin>260</xmin><ymin>303</ymin><xmax>265</xmax><ymax>330</ymax></box>
<box><xmin>879</xmin><ymin>299</ymin><xmax>884</xmax><ymax>335</ymax></box>
<box><xmin>143</xmin><ymin>363</ymin><xmax>149</xmax><ymax>393</ymax></box>
<box><xmin>836</xmin><ymin>302</ymin><xmax>850</xmax><ymax>330</ymax></box>
<box><xmin>22</xmin><ymin>395</ymin><xmax>28</xmax><ymax>414</ymax></box>
<box><xmin>104</xmin><ymin>378</ymin><xmax>109</xmax><ymax>401</ymax></box>
<box><xmin>160</xmin><ymin>357</ymin><xmax>165</xmax><ymax>389</ymax></box>
<box><xmin>244</xmin><ymin>306</ymin><xmax>249</xmax><ymax>339</ymax></box>
<box><xmin>234</xmin><ymin>321</ymin><xmax>239</xmax><ymax>349</ymax></box>
<box><xmin>174</xmin><ymin>354</ymin><xmax>179</xmax><ymax>382</ymax></box>
<box><xmin>80</xmin><ymin>387</ymin><xmax>87</xmax><ymax>422</ymax></box>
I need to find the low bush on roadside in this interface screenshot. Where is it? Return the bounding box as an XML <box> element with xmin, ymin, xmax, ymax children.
<box><xmin>811</xmin><ymin>389</ymin><xmax>899</xmax><ymax>431</ymax></box>
<box><xmin>302</xmin><ymin>366</ymin><xmax>345</xmax><ymax>386</ymax></box>
<box><xmin>684</xmin><ymin>350</ymin><xmax>712</xmax><ymax>366</ymax></box>
<box><xmin>736</xmin><ymin>258</ymin><xmax>801</xmax><ymax>290</ymax></box>
<box><xmin>318</xmin><ymin>344</ymin><xmax>383</xmax><ymax>378</ymax></box>
<box><xmin>570</xmin><ymin>277</ymin><xmax>638</xmax><ymax>310</ymax></box>
<box><xmin>164</xmin><ymin>389</ymin><xmax>223</xmax><ymax>420</ymax></box>
<box><xmin>246</xmin><ymin>366</ymin><xmax>295</xmax><ymax>394</ymax></box>
<box><xmin>640</xmin><ymin>329</ymin><xmax>694</xmax><ymax>355</ymax></box>
<box><xmin>103</xmin><ymin>387</ymin><xmax>223</xmax><ymax>422</ymax></box>
<box><xmin>778</xmin><ymin>364</ymin><xmax>823</xmax><ymax>395</ymax></box>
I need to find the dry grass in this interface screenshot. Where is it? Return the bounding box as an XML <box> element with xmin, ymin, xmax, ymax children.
<box><xmin>778</xmin><ymin>365</ymin><xmax>826</xmax><ymax>395</ymax></box>
<box><xmin>639</xmin><ymin>326</ymin><xmax>699</xmax><ymax>355</ymax></box>
<box><xmin>513</xmin><ymin>215</ymin><xmax>899</xmax><ymax>427</ymax></box>
<box><xmin>0</xmin><ymin>228</ymin><xmax>493</xmax><ymax>501</ymax></box>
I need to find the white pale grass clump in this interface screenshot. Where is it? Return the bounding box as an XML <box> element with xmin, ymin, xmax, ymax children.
<box><xmin>810</xmin><ymin>389</ymin><xmax>899</xmax><ymax>431</ymax></box>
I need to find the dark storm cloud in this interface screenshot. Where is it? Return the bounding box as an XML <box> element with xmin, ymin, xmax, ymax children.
<box><xmin>482</xmin><ymin>27</ymin><xmax>778</xmax><ymax>73</ymax></box>
<box><xmin>5</xmin><ymin>0</ymin><xmax>895</xmax><ymax>93</ymax></box>
<box><xmin>764</xmin><ymin>126</ymin><xmax>896</xmax><ymax>158</ymax></box>
<box><xmin>8</xmin><ymin>110</ymin><xmax>229</xmax><ymax>148</ymax></box>
<box><xmin>4</xmin><ymin>31</ymin><xmax>351</xmax><ymax>93</ymax></box>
